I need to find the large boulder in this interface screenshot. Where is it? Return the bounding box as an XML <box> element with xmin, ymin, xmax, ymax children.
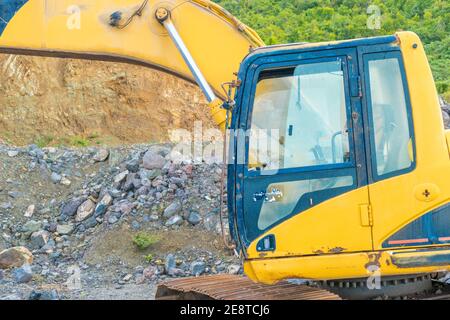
<box><xmin>0</xmin><ymin>247</ymin><xmax>33</xmax><ymax>269</ymax></box>
<box><xmin>142</xmin><ymin>150</ymin><xmax>166</xmax><ymax>170</ymax></box>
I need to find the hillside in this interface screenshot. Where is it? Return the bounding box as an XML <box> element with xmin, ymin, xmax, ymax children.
<box><xmin>0</xmin><ymin>55</ymin><xmax>213</xmax><ymax>146</ymax></box>
<box><xmin>214</xmin><ymin>0</ymin><xmax>449</xmax><ymax>100</ymax></box>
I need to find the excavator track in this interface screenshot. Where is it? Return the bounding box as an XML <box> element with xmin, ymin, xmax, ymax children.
<box><xmin>155</xmin><ymin>275</ymin><xmax>341</xmax><ymax>300</ymax></box>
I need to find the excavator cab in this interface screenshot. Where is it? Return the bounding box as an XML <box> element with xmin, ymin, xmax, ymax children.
<box><xmin>229</xmin><ymin>33</ymin><xmax>450</xmax><ymax>284</ymax></box>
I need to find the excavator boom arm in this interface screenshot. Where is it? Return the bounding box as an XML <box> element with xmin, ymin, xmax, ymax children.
<box><xmin>0</xmin><ymin>0</ymin><xmax>264</xmax><ymax>127</ymax></box>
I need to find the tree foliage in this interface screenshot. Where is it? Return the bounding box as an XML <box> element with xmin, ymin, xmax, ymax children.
<box><xmin>214</xmin><ymin>0</ymin><xmax>449</xmax><ymax>95</ymax></box>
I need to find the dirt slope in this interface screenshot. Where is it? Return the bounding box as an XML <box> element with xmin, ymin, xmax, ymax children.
<box><xmin>0</xmin><ymin>54</ymin><xmax>215</xmax><ymax>146</ymax></box>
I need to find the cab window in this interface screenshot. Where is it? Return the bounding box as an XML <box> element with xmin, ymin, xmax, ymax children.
<box><xmin>248</xmin><ymin>59</ymin><xmax>351</xmax><ymax>172</ymax></box>
<box><xmin>364</xmin><ymin>52</ymin><xmax>415</xmax><ymax>179</ymax></box>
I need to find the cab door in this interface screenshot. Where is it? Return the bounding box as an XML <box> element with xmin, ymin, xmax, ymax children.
<box><xmin>233</xmin><ymin>48</ymin><xmax>373</xmax><ymax>258</ymax></box>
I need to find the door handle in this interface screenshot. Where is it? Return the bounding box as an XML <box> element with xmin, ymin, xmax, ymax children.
<box><xmin>253</xmin><ymin>188</ymin><xmax>283</xmax><ymax>203</ymax></box>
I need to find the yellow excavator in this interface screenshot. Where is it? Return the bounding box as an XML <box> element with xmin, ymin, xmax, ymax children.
<box><xmin>1</xmin><ymin>0</ymin><xmax>449</xmax><ymax>299</ymax></box>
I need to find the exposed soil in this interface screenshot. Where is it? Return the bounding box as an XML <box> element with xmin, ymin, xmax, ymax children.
<box><xmin>84</xmin><ymin>224</ymin><xmax>227</xmax><ymax>267</ymax></box>
<box><xmin>0</xmin><ymin>54</ymin><xmax>215</xmax><ymax>146</ymax></box>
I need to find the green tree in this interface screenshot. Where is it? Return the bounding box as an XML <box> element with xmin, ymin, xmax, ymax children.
<box><xmin>213</xmin><ymin>0</ymin><xmax>449</xmax><ymax>96</ymax></box>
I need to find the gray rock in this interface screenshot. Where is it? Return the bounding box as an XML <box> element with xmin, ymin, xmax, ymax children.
<box><xmin>114</xmin><ymin>170</ymin><xmax>129</xmax><ymax>184</ymax></box>
<box><xmin>117</xmin><ymin>200</ymin><xmax>135</xmax><ymax>215</ymax></box>
<box><xmin>61</xmin><ymin>198</ymin><xmax>85</xmax><ymax>217</ymax></box>
<box><xmin>167</xmin><ymin>267</ymin><xmax>185</xmax><ymax>277</ymax></box>
<box><xmin>142</xmin><ymin>150</ymin><xmax>166</xmax><ymax>170</ymax></box>
<box><xmin>75</xmin><ymin>199</ymin><xmax>96</xmax><ymax>222</ymax></box>
<box><xmin>50</xmin><ymin>172</ymin><xmax>62</xmax><ymax>184</ymax></box>
<box><xmin>126</xmin><ymin>158</ymin><xmax>140</xmax><ymax>173</ymax></box>
<box><xmin>108</xmin><ymin>215</ymin><xmax>119</xmax><ymax>224</ymax></box>
<box><xmin>110</xmin><ymin>189</ymin><xmax>122</xmax><ymax>198</ymax></box>
<box><xmin>93</xmin><ymin>149</ymin><xmax>110</xmax><ymax>162</ymax></box>
<box><xmin>45</xmin><ymin>223</ymin><xmax>57</xmax><ymax>233</ymax></box>
<box><xmin>204</xmin><ymin>212</ymin><xmax>219</xmax><ymax>232</ymax></box>
<box><xmin>0</xmin><ymin>202</ymin><xmax>13</xmax><ymax>210</ymax></box>
<box><xmin>190</xmin><ymin>261</ymin><xmax>206</xmax><ymax>276</ymax></box>
<box><xmin>29</xmin><ymin>290</ymin><xmax>59</xmax><ymax>300</ymax></box>
<box><xmin>60</xmin><ymin>176</ymin><xmax>71</xmax><ymax>186</ymax></box>
<box><xmin>442</xmin><ymin>110</ymin><xmax>450</xmax><ymax>129</ymax></box>
<box><xmin>149</xmin><ymin>214</ymin><xmax>160</xmax><ymax>222</ymax></box>
<box><xmin>22</xmin><ymin>220</ymin><xmax>42</xmax><ymax>234</ymax></box>
<box><xmin>83</xmin><ymin>216</ymin><xmax>98</xmax><ymax>229</ymax></box>
<box><xmin>227</xmin><ymin>264</ymin><xmax>241</xmax><ymax>275</ymax></box>
<box><xmin>94</xmin><ymin>193</ymin><xmax>113</xmax><ymax>217</ymax></box>
<box><xmin>163</xmin><ymin>201</ymin><xmax>182</xmax><ymax>219</ymax></box>
<box><xmin>8</xmin><ymin>191</ymin><xmax>21</xmax><ymax>198</ymax></box>
<box><xmin>131</xmin><ymin>221</ymin><xmax>141</xmax><ymax>230</ymax></box>
<box><xmin>12</xmin><ymin>264</ymin><xmax>33</xmax><ymax>283</ymax></box>
<box><xmin>165</xmin><ymin>215</ymin><xmax>183</xmax><ymax>227</ymax></box>
<box><xmin>41</xmin><ymin>239</ymin><xmax>56</xmax><ymax>252</ymax></box>
<box><xmin>169</xmin><ymin>177</ymin><xmax>184</xmax><ymax>187</ymax></box>
<box><xmin>440</xmin><ymin>96</ymin><xmax>449</xmax><ymax>112</ymax></box>
<box><xmin>56</xmin><ymin>224</ymin><xmax>74</xmax><ymax>235</ymax></box>
<box><xmin>148</xmin><ymin>145</ymin><xmax>171</xmax><ymax>157</ymax></box>
<box><xmin>165</xmin><ymin>254</ymin><xmax>176</xmax><ymax>274</ymax></box>
<box><xmin>30</xmin><ymin>230</ymin><xmax>50</xmax><ymax>249</ymax></box>
<box><xmin>139</xmin><ymin>169</ymin><xmax>161</xmax><ymax>181</ymax></box>
<box><xmin>7</xmin><ymin>150</ymin><xmax>19</xmax><ymax>157</ymax></box>
<box><xmin>24</xmin><ymin>204</ymin><xmax>35</xmax><ymax>218</ymax></box>
<box><xmin>122</xmin><ymin>173</ymin><xmax>137</xmax><ymax>192</ymax></box>
<box><xmin>187</xmin><ymin>211</ymin><xmax>202</xmax><ymax>226</ymax></box>
<box><xmin>143</xmin><ymin>266</ymin><xmax>158</xmax><ymax>279</ymax></box>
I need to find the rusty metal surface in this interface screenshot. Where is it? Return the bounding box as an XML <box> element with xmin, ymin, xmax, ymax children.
<box><xmin>156</xmin><ymin>275</ymin><xmax>342</xmax><ymax>300</ymax></box>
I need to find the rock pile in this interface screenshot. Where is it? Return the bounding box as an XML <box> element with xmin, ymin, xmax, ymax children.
<box><xmin>0</xmin><ymin>143</ymin><xmax>239</xmax><ymax>300</ymax></box>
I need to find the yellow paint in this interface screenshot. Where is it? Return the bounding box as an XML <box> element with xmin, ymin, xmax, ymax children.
<box><xmin>413</xmin><ymin>183</ymin><xmax>440</xmax><ymax>202</ymax></box>
<box><xmin>244</xmin><ymin>248</ymin><xmax>450</xmax><ymax>284</ymax></box>
<box><xmin>0</xmin><ymin>0</ymin><xmax>264</xmax><ymax>129</ymax></box>
<box><xmin>208</xmin><ymin>98</ymin><xmax>227</xmax><ymax>130</ymax></box>
<box><xmin>369</xmin><ymin>32</ymin><xmax>450</xmax><ymax>249</ymax></box>
<box><xmin>243</xmin><ymin>32</ymin><xmax>450</xmax><ymax>283</ymax></box>
<box><xmin>247</xmin><ymin>187</ymin><xmax>372</xmax><ymax>258</ymax></box>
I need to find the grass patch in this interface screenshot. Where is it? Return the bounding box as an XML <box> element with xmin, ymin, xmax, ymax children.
<box><xmin>70</xmin><ymin>136</ymin><xmax>90</xmax><ymax>147</ymax></box>
<box><xmin>144</xmin><ymin>254</ymin><xmax>154</xmax><ymax>263</ymax></box>
<box><xmin>32</xmin><ymin>134</ymin><xmax>105</xmax><ymax>148</ymax></box>
<box><xmin>132</xmin><ymin>232</ymin><xmax>161</xmax><ymax>251</ymax></box>
<box><xmin>443</xmin><ymin>91</ymin><xmax>450</xmax><ymax>104</ymax></box>
<box><xmin>35</xmin><ymin>135</ymin><xmax>54</xmax><ymax>148</ymax></box>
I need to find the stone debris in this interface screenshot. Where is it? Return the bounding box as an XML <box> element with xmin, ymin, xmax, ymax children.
<box><xmin>93</xmin><ymin>149</ymin><xmax>110</xmax><ymax>162</ymax></box>
<box><xmin>24</xmin><ymin>205</ymin><xmax>35</xmax><ymax>218</ymax></box>
<box><xmin>0</xmin><ymin>143</ymin><xmax>247</xmax><ymax>299</ymax></box>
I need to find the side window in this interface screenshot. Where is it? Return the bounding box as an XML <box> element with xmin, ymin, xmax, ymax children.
<box><xmin>248</xmin><ymin>59</ymin><xmax>351</xmax><ymax>171</ymax></box>
<box><xmin>365</xmin><ymin>53</ymin><xmax>414</xmax><ymax>179</ymax></box>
